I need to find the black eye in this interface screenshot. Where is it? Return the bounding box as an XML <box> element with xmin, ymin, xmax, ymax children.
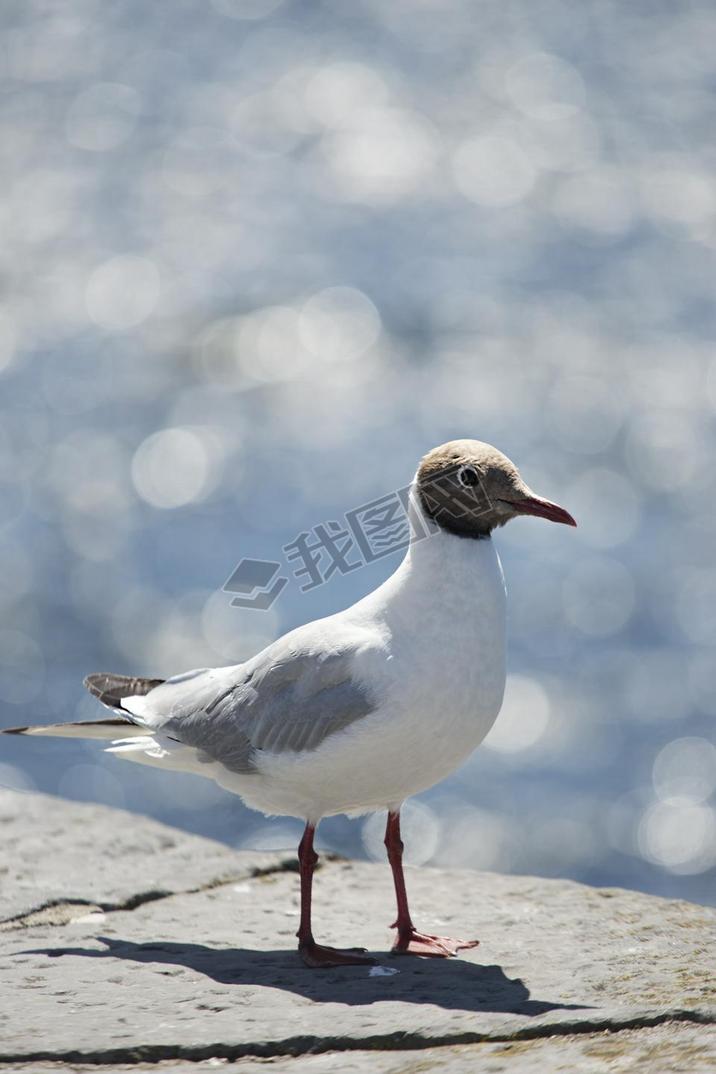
<box><xmin>457</xmin><ymin>465</ymin><xmax>479</xmax><ymax>488</ymax></box>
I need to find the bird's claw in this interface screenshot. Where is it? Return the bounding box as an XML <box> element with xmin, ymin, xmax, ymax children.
<box><xmin>390</xmin><ymin>927</ymin><xmax>479</xmax><ymax>958</ymax></box>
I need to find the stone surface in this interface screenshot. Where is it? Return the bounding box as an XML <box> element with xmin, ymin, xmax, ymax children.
<box><xmin>0</xmin><ymin>789</ymin><xmax>291</xmax><ymax>922</ymax></box>
<box><xmin>0</xmin><ymin>791</ymin><xmax>714</xmax><ymax>1069</ymax></box>
<box><xmin>5</xmin><ymin>1026</ymin><xmax>716</xmax><ymax>1073</ymax></box>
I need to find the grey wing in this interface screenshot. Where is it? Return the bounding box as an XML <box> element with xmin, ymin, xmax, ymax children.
<box><xmin>120</xmin><ymin>666</ymin><xmax>257</xmax><ymax>773</ymax></box>
<box><xmin>137</xmin><ymin>629</ymin><xmax>377</xmax><ymax>774</ymax></box>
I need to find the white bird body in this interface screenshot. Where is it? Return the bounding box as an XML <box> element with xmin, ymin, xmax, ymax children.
<box><xmin>113</xmin><ymin>514</ymin><xmax>507</xmax><ymax>822</ymax></box>
<box><xmin>5</xmin><ymin>438</ymin><xmax>575</xmax><ymax>967</ymax></box>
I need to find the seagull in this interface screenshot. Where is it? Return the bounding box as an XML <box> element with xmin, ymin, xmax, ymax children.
<box><xmin>4</xmin><ymin>440</ymin><xmax>576</xmax><ymax>968</ymax></box>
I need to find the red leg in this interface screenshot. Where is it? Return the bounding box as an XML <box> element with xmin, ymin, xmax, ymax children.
<box><xmin>385</xmin><ymin>809</ymin><xmax>479</xmax><ymax>958</ymax></box>
<box><xmin>296</xmin><ymin>822</ymin><xmax>375</xmax><ymax>968</ymax></box>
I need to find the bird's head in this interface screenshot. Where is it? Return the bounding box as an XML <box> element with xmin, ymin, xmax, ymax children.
<box><xmin>415</xmin><ymin>439</ymin><xmax>576</xmax><ymax>539</ymax></box>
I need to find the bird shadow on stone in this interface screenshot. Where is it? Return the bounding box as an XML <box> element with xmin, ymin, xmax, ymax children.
<box><xmin>23</xmin><ymin>936</ymin><xmax>589</xmax><ymax>1016</ymax></box>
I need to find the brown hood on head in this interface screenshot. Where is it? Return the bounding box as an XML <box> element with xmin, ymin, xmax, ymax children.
<box><xmin>416</xmin><ymin>439</ymin><xmax>576</xmax><ymax>539</ymax></box>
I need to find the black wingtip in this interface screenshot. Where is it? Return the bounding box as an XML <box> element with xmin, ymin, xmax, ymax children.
<box><xmin>83</xmin><ymin>674</ymin><xmax>106</xmax><ymax>699</ymax></box>
<box><xmin>83</xmin><ymin>672</ymin><xmax>164</xmax><ymax>707</ymax></box>
<box><xmin>1</xmin><ymin>725</ymin><xmax>29</xmax><ymax>735</ymax></box>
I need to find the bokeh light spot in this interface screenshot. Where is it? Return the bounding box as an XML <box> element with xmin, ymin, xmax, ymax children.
<box><xmin>132</xmin><ymin>427</ymin><xmax>214</xmax><ymax>509</ymax></box>
<box><xmin>638</xmin><ymin>801</ymin><xmax>716</xmax><ymax>874</ymax></box>
<box><xmin>298</xmin><ymin>287</ymin><xmax>381</xmax><ymax>362</ymax></box>
<box><xmin>505</xmin><ymin>52</ymin><xmax>585</xmax><ymax>121</ymax></box>
<box><xmin>652</xmin><ymin>737</ymin><xmax>716</xmax><ymax>805</ymax></box>
<box><xmin>321</xmin><ymin>107</ymin><xmax>438</xmax><ymax>202</ymax></box>
<box><xmin>483</xmin><ymin>674</ymin><xmax>551</xmax><ymax>754</ymax></box>
<box><xmin>85</xmin><ymin>255</ymin><xmax>160</xmax><ymax>331</ymax></box>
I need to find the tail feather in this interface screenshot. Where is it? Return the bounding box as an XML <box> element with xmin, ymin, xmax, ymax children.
<box><xmin>2</xmin><ymin>672</ymin><xmax>167</xmax><ymax>741</ymax></box>
<box><xmin>83</xmin><ymin>672</ymin><xmax>164</xmax><ymax>708</ymax></box>
<box><xmin>2</xmin><ymin>718</ymin><xmax>141</xmax><ymax>740</ymax></box>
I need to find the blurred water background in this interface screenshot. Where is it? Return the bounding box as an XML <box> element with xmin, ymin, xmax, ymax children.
<box><xmin>1</xmin><ymin>0</ymin><xmax>716</xmax><ymax>905</ymax></box>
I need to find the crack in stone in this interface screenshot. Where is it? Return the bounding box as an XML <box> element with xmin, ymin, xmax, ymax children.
<box><xmin>0</xmin><ymin>856</ymin><xmax>298</xmax><ymax>932</ymax></box>
<box><xmin>0</xmin><ymin>1011</ymin><xmax>713</xmax><ymax>1066</ymax></box>
<box><xmin>0</xmin><ymin>900</ymin><xmax>105</xmax><ymax>931</ymax></box>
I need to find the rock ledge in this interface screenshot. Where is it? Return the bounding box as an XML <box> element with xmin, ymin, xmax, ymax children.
<box><xmin>1</xmin><ymin>791</ymin><xmax>714</xmax><ymax>1072</ymax></box>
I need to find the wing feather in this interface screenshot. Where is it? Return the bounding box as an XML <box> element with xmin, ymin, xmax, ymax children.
<box><xmin>126</xmin><ymin>624</ymin><xmax>378</xmax><ymax>773</ymax></box>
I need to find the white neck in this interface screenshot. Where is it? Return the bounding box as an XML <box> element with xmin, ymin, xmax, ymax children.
<box><xmin>353</xmin><ymin>478</ymin><xmax>506</xmax><ymax>623</ymax></box>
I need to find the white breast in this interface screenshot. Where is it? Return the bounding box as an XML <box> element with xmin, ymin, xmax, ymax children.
<box><xmin>246</xmin><ymin>527</ymin><xmax>508</xmax><ymax>820</ymax></box>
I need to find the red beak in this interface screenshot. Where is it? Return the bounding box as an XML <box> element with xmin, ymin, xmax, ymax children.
<box><xmin>508</xmin><ymin>495</ymin><xmax>577</xmax><ymax>527</ymax></box>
